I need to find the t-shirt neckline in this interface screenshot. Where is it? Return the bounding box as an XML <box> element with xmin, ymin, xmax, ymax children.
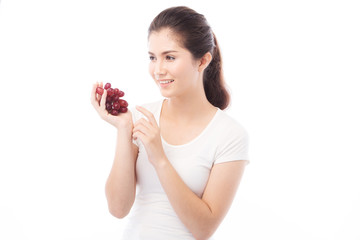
<box><xmin>157</xmin><ymin>98</ymin><xmax>221</xmax><ymax>148</ymax></box>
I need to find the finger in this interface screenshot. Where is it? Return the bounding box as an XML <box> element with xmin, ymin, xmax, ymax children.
<box><xmin>134</xmin><ymin>118</ymin><xmax>151</xmax><ymax>130</ymax></box>
<box><xmin>133</xmin><ymin>123</ymin><xmax>150</xmax><ymax>136</ymax></box>
<box><xmin>91</xmin><ymin>83</ymin><xmax>99</xmax><ymax>107</ymax></box>
<box><xmin>99</xmin><ymin>89</ymin><xmax>107</xmax><ymax>109</ymax></box>
<box><xmin>92</xmin><ymin>82</ymin><xmax>100</xmax><ymax>103</ymax></box>
<box><xmin>136</xmin><ymin>106</ymin><xmax>157</xmax><ymax>126</ymax></box>
<box><xmin>133</xmin><ymin>131</ymin><xmax>147</xmax><ymax>144</ymax></box>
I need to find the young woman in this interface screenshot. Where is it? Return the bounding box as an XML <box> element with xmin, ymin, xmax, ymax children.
<box><xmin>91</xmin><ymin>6</ymin><xmax>250</xmax><ymax>240</ymax></box>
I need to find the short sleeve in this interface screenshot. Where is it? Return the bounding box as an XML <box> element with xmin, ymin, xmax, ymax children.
<box><xmin>214</xmin><ymin>126</ymin><xmax>250</xmax><ymax>165</ymax></box>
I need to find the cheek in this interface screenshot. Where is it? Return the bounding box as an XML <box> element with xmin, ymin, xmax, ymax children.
<box><xmin>175</xmin><ymin>62</ymin><xmax>198</xmax><ymax>81</ymax></box>
<box><xmin>148</xmin><ymin>63</ymin><xmax>155</xmax><ymax>79</ymax></box>
<box><xmin>172</xmin><ymin>62</ymin><xmax>189</xmax><ymax>78</ymax></box>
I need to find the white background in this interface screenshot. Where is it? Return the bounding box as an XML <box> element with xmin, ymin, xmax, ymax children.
<box><xmin>0</xmin><ymin>0</ymin><xmax>359</xmax><ymax>239</ymax></box>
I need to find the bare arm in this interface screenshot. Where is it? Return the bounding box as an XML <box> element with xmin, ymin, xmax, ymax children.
<box><xmin>90</xmin><ymin>83</ymin><xmax>138</xmax><ymax>218</ymax></box>
<box><xmin>155</xmin><ymin>160</ymin><xmax>246</xmax><ymax>240</ymax></box>
<box><xmin>105</xmin><ymin>131</ymin><xmax>138</xmax><ymax>218</ymax></box>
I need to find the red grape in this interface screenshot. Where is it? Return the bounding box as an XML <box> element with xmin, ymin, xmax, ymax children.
<box><xmin>113</xmin><ymin>101</ymin><xmax>121</xmax><ymax>110</ymax></box>
<box><xmin>113</xmin><ymin>95</ymin><xmax>120</xmax><ymax>102</ymax></box>
<box><xmin>120</xmin><ymin>107</ymin><xmax>128</xmax><ymax>113</ymax></box>
<box><xmin>96</xmin><ymin>87</ymin><xmax>104</xmax><ymax>95</ymax></box>
<box><xmin>107</xmin><ymin>88</ymin><xmax>114</xmax><ymax>97</ymax></box>
<box><xmin>106</xmin><ymin>102</ymin><xmax>112</xmax><ymax>111</ymax></box>
<box><xmin>96</xmin><ymin>82</ymin><xmax>128</xmax><ymax>116</ymax></box>
<box><xmin>119</xmin><ymin>99</ymin><xmax>128</xmax><ymax>108</ymax></box>
<box><xmin>111</xmin><ymin>109</ymin><xmax>119</xmax><ymax>115</ymax></box>
<box><xmin>104</xmin><ymin>83</ymin><xmax>111</xmax><ymax>90</ymax></box>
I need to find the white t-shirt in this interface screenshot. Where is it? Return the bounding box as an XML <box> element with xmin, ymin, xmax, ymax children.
<box><xmin>121</xmin><ymin>99</ymin><xmax>250</xmax><ymax>240</ymax></box>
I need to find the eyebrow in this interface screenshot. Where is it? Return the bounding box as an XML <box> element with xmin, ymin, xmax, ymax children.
<box><xmin>148</xmin><ymin>50</ymin><xmax>178</xmax><ymax>55</ymax></box>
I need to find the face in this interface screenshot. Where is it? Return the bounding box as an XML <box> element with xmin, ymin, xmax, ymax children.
<box><xmin>148</xmin><ymin>28</ymin><xmax>202</xmax><ymax>99</ymax></box>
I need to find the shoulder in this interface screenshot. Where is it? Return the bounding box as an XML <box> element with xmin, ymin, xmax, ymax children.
<box><xmin>212</xmin><ymin>110</ymin><xmax>250</xmax><ymax>164</ymax></box>
<box><xmin>213</xmin><ymin>109</ymin><xmax>249</xmax><ymax>139</ymax></box>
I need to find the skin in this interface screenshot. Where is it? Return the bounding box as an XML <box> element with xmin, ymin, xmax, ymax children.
<box><xmin>91</xmin><ymin>28</ymin><xmax>247</xmax><ymax>240</ymax></box>
<box><xmin>91</xmin><ymin>82</ymin><xmax>138</xmax><ymax>218</ymax></box>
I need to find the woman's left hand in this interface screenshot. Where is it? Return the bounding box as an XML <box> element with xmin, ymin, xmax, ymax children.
<box><xmin>132</xmin><ymin>106</ymin><xmax>167</xmax><ymax>168</ymax></box>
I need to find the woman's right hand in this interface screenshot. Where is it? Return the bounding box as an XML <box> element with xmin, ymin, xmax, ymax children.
<box><xmin>90</xmin><ymin>82</ymin><xmax>133</xmax><ymax>131</ymax></box>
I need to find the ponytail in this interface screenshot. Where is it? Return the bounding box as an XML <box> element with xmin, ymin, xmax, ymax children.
<box><xmin>203</xmin><ymin>33</ymin><xmax>230</xmax><ymax>110</ymax></box>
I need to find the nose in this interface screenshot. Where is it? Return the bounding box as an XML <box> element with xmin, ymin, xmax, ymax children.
<box><xmin>154</xmin><ymin>60</ymin><xmax>166</xmax><ymax>79</ymax></box>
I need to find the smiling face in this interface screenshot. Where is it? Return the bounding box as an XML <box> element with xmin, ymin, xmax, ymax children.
<box><xmin>148</xmin><ymin>28</ymin><xmax>203</xmax><ymax>99</ymax></box>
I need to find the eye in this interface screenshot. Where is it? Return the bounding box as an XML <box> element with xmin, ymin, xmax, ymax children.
<box><xmin>166</xmin><ymin>55</ymin><xmax>175</xmax><ymax>61</ymax></box>
<box><xmin>149</xmin><ymin>56</ymin><xmax>156</xmax><ymax>61</ymax></box>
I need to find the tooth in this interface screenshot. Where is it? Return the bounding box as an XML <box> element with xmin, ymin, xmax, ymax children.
<box><xmin>160</xmin><ymin>80</ymin><xmax>173</xmax><ymax>84</ymax></box>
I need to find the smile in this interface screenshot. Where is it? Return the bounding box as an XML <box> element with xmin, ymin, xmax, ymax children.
<box><xmin>159</xmin><ymin>79</ymin><xmax>174</xmax><ymax>84</ymax></box>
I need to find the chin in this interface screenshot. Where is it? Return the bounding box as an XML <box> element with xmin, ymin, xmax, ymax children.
<box><xmin>157</xmin><ymin>83</ymin><xmax>187</xmax><ymax>99</ymax></box>
<box><xmin>159</xmin><ymin>89</ymin><xmax>173</xmax><ymax>99</ymax></box>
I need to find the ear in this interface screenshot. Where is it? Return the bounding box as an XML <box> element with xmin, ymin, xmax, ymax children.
<box><xmin>198</xmin><ymin>52</ymin><xmax>212</xmax><ymax>72</ymax></box>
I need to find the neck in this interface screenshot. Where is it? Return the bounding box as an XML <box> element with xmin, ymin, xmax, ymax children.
<box><xmin>163</xmin><ymin>87</ymin><xmax>216</xmax><ymax>122</ymax></box>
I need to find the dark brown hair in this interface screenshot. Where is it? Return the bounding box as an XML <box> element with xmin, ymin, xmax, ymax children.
<box><xmin>148</xmin><ymin>6</ymin><xmax>230</xmax><ymax>110</ymax></box>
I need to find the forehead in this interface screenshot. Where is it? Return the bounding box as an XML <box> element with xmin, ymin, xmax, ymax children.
<box><xmin>148</xmin><ymin>28</ymin><xmax>185</xmax><ymax>53</ymax></box>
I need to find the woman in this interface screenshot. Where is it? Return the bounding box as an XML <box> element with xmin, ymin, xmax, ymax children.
<box><xmin>91</xmin><ymin>6</ymin><xmax>250</xmax><ymax>240</ymax></box>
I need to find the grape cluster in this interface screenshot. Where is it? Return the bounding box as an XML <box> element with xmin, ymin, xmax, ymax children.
<box><xmin>96</xmin><ymin>82</ymin><xmax>128</xmax><ymax>115</ymax></box>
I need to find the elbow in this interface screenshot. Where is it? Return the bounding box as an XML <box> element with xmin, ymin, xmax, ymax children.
<box><xmin>193</xmin><ymin>232</ymin><xmax>213</xmax><ymax>240</ymax></box>
<box><xmin>108</xmin><ymin>205</ymin><xmax>130</xmax><ymax>219</ymax></box>
<box><xmin>192</xmin><ymin>220</ymin><xmax>219</xmax><ymax>240</ymax></box>
<box><xmin>192</xmin><ymin>226</ymin><xmax>217</xmax><ymax>240</ymax></box>
<box><xmin>106</xmin><ymin>195</ymin><xmax>133</xmax><ymax>219</ymax></box>
<box><xmin>105</xmin><ymin>186</ymin><xmax>135</xmax><ymax>219</ymax></box>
